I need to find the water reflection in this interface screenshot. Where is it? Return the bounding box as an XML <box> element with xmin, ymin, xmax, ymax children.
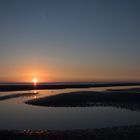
<box><xmin>0</xmin><ymin>92</ymin><xmax>38</xmax><ymax>101</ymax></box>
<box><xmin>87</xmin><ymin>102</ymin><xmax>140</xmax><ymax>111</ymax></box>
<box><xmin>0</xmin><ymin>86</ymin><xmax>140</xmax><ymax>130</ymax></box>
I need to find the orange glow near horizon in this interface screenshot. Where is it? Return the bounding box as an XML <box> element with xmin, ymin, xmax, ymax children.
<box><xmin>1</xmin><ymin>64</ymin><xmax>140</xmax><ymax>83</ymax></box>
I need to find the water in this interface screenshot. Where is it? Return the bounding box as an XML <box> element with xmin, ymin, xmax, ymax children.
<box><xmin>0</xmin><ymin>86</ymin><xmax>140</xmax><ymax>130</ymax></box>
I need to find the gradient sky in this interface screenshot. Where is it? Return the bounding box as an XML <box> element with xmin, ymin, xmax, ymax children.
<box><xmin>0</xmin><ymin>0</ymin><xmax>140</xmax><ymax>82</ymax></box>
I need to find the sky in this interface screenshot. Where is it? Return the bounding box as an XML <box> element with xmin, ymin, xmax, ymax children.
<box><xmin>0</xmin><ymin>0</ymin><xmax>140</xmax><ymax>83</ymax></box>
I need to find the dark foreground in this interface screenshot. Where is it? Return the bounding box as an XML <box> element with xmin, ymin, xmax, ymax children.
<box><xmin>1</xmin><ymin>125</ymin><xmax>140</xmax><ymax>140</ymax></box>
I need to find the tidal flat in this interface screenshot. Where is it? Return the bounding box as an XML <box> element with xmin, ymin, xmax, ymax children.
<box><xmin>26</xmin><ymin>88</ymin><xmax>140</xmax><ymax>111</ymax></box>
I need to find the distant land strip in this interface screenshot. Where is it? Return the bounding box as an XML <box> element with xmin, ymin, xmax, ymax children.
<box><xmin>0</xmin><ymin>82</ymin><xmax>140</xmax><ymax>91</ymax></box>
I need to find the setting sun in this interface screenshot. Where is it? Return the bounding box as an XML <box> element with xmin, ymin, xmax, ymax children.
<box><xmin>32</xmin><ymin>78</ymin><xmax>38</xmax><ymax>85</ymax></box>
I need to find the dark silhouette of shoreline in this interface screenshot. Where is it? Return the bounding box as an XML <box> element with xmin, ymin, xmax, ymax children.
<box><xmin>0</xmin><ymin>82</ymin><xmax>140</xmax><ymax>91</ymax></box>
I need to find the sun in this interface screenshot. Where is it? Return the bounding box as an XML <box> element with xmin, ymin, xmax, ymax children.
<box><xmin>32</xmin><ymin>78</ymin><xmax>38</xmax><ymax>85</ymax></box>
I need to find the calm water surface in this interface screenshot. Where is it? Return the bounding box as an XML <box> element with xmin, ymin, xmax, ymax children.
<box><xmin>0</xmin><ymin>86</ymin><xmax>140</xmax><ymax>130</ymax></box>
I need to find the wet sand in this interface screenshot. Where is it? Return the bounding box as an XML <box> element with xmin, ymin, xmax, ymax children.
<box><xmin>1</xmin><ymin>125</ymin><xmax>140</xmax><ymax>140</ymax></box>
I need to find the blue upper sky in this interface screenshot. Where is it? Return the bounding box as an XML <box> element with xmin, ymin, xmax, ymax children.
<box><xmin>0</xmin><ymin>0</ymin><xmax>140</xmax><ymax>82</ymax></box>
